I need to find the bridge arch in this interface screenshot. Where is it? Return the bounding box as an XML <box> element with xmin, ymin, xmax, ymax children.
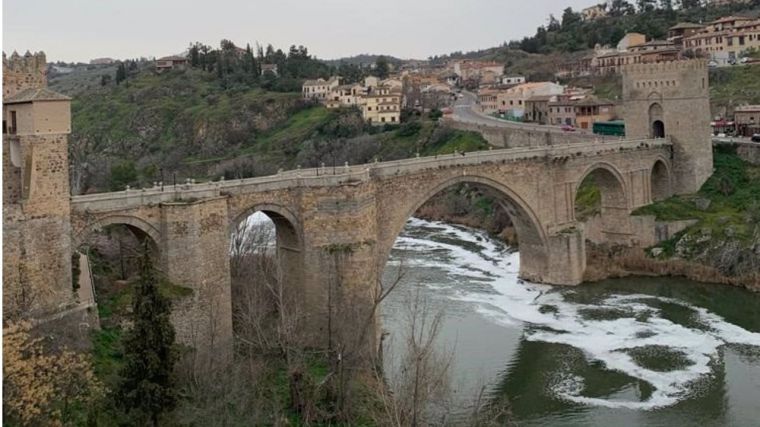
<box><xmin>381</xmin><ymin>174</ymin><xmax>550</xmax><ymax>283</ymax></box>
<box><xmin>229</xmin><ymin>203</ymin><xmax>304</xmax><ymax>334</ymax></box>
<box><xmin>73</xmin><ymin>214</ymin><xmax>162</xmax><ymax>249</ymax></box>
<box><xmin>651</xmin><ymin>158</ymin><xmax>672</xmax><ymax>202</ymax></box>
<box><xmin>230</xmin><ymin>203</ymin><xmax>302</xmax><ymax>251</ymax></box>
<box><xmin>574</xmin><ymin>162</ymin><xmax>630</xmax><ymax>244</ymax></box>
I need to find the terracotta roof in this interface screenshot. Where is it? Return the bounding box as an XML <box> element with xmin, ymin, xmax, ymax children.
<box><xmin>157</xmin><ymin>55</ymin><xmax>187</xmax><ymax>61</ymax></box>
<box><xmin>669</xmin><ymin>22</ymin><xmax>704</xmax><ymax>30</ymax></box>
<box><xmin>574</xmin><ymin>97</ymin><xmax>614</xmax><ymax>106</ymax></box>
<box><xmin>4</xmin><ymin>87</ymin><xmax>71</xmax><ymax>104</ymax></box>
<box><xmin>709</xmin><ymin>15</ymin><xmax>752</xmax><ymax>25</ymax></box>
<box><xmin>526</xmin><ymin>95</ymin><xmax>554</xmax><ymax>102</ymax></box>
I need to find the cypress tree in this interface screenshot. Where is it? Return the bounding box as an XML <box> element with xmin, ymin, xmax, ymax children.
<box><xmin>116</xmin><ymin>243</ymin><xmax>178</xmax><ymax>426</ymax></box>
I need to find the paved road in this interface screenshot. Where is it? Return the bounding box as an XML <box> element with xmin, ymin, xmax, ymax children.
<box><xmin>450</xmin><ymin>90</ymin><xmax>592</xmax><ymax>134</ymax></box>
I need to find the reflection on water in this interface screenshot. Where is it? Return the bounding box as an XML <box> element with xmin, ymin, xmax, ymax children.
<box><xmin>381</xmin><ymin>218</ymin><xmax>760</xmax><ymax>426</ymax></box>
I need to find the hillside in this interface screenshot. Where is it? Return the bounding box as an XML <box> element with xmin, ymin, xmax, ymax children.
<box><xmin>61</xmin><ymin>67</ymin><xmax>486</xmax><ymax>194</ymax></box>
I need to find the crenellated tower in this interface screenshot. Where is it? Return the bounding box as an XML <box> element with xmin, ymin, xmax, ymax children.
<box><xmin>622</xmin><ymin>59</ymin><xmax>713</xmax><ymax>194</ymax></box>
<box><xmin>3</xmin><ymin>50</ymin><xmax>75</xmax><ymax>319</ymax></box>
<box><xmin>3</xmin><ymin>51</ymin><xmax>48</xmax><ymax>98</ymax></box>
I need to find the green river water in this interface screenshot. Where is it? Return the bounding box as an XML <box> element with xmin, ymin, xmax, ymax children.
<box><xmin>381</xmin><ymin>218</ymin><xmax>760</xmax><ymax>426</ymax></box>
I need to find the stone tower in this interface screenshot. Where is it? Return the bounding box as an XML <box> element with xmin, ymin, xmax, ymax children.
<box><xmin>3</xmin><ymin>51</ymin><xmax>76</xmax><ymax>319</ymax></box>
<box><xmin>622</xmin><ymin>59</ymin><xmax>713</xmax><ymax>194</ymax></box>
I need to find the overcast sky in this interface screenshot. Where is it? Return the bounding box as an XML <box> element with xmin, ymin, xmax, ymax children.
<box><xmin>4</xmin><ymin>0</ymin><xmax>593</xmax><ymax>63</ymax></box>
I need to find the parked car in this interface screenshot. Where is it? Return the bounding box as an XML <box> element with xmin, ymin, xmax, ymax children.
<box><xmin>561</xmin><ymin>124</ymin><xmax>576</xmax><ymax>132</ymax></box>
<box><xmin>752</xmin><ymin>134</ymin><xmax>760</xmax><ymax>143</ymax></box>
<box><xmin>740</xmin><ymin>57</ymin><xmax>750</xmax><ymax>64</ymax></box>
<box><xmin>708</xmin><ymin>60</ymin><xmax>719</xmax><ymax>68</ymax></box>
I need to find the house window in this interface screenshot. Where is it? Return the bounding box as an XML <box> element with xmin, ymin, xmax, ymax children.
<box><xmin>10</xmin><ymin>110</ymin><xmax>17</xmax><ymax>134</ymax></box>
<box><xmin>391</xmin><ymin>116</ymin><xmax>396</xmax><ymax>122</ymax></box>
<box><xmin>381</xmin><ymin>117</ymin><xmax>386</xmax><ymax>122</ymax></box>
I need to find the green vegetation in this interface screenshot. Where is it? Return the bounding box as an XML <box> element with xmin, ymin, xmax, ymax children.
<box><xmin>116</xmin><ymin>245</ymin><xmax>179</xmax><ymax>425</ymax></box>
<box><xmin>634</xmin><ymin>146</ymin><xmax>760</xmax><ymax>280</ymax></box>
<box><xmin>635</xmin><ymin>145</ymin><xmax>760</xmax><ymax>244</ymax></box>
<box><xmin>710</xmin><ymin>65</ymin><xmax>760</xmax><ymax>114</ymax></box>
<box><xmin>511</xmin><ymin>1</ymin><xmax>760</xmax><ymax>54</ymax></box>
<box><xmin>575</xmin><ymin>176</ymin><xmax>602</xmax><ymax>221</ymax></box>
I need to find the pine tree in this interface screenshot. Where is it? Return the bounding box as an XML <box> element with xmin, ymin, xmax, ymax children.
<box><xmin>115</xmin><ymin>62</ymin><xmax>127</xmax><ymax>85</ymax></box>
<box><xmin>116</xmin><ymin>243</ymin><xmax>178</xmax><ymax>426</ymax></box>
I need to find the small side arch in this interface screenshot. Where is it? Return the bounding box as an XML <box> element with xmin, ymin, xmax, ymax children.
<box><xmin>74</xmin><ymin>214</ymin><xmax>162</xmax><ymax>249</ymax></box>
<box><xmin>574</xmin><ymin>162</ymin><xmax>631</xmax><ymax>243</ymax></box>
<box><xmin>650</xmin><ymin>157</ymin><xmax>672</xmax><ymax>202</ymax></box>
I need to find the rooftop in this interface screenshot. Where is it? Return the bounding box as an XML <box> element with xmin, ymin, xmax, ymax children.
<box><xmin>4</xmin><ymin>87</ymin><xmax>71</xmax><ymax>104</ymax></box>
<box><xmin>669</xmin><ymin>22</ymin><xmax>704</xmax><ymax>31</ymax></box>
<box><xmin>157</xmin><ymin>55</ymin><xmax>187</xmax><ymax>61</ymax></box>
<box><xmin>709</xmin><ymin>15</ymin><xmax>753</xmax><ymax>25</ymax></box>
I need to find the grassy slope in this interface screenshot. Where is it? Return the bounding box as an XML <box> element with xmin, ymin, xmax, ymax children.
<box><xmin>709</xmin><ymin>65</ymin><xmax>760</xmax><ymax>115</ymax></box>
<box><xmin>634</xmin><ymin>145</ymin><xmax>760</xmax><ymax>249</ymax></box>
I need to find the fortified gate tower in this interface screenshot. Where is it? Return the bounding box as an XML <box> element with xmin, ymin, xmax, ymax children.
<box><xmin>622</xmin><ymin>59</ymin><xmax>713</xmax><ymax>195</ymax></box>
<box><xmin>2</xmin><ymin>51</ymin><xmax>77</xmax><ymax>320</ymax></box>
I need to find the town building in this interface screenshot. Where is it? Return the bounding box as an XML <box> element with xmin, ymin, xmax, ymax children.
<box><xmin>450</xmin><ymin>60</ymin><xmax>504</xmax><ymax>85</ymax></box>
<box><xmin>362</xmin><ymin>85</ymin><xmax>401</xmax><ymax>125</ymax></box>
<box><xmin>683</xmin><ymin>16</ymin><xmax>760</xmax><ymax>64</ymax></box>
<box><xmin>326</xmin><ymin>83</ymin><xmax>365</xmax><ymax>109</ymax></box>
<box><xmin>302</xmin><ymin>76</ymin><xmax>341</xmax><ymax>101</ymax></box>
<box><xmin>155</xmin><ymin>55</ymin><xmax>188</xmax><ymax>71</ymax></box>
<box><xmin>557</xmin><ymin>32</ymin><xmax>684</xmax><ymax>78</ymax></box>
<box><xmin>501</xmin><ymin>76</ymin><xmax>526</xmax><ymax>86</ymax></box>
<box><xmin>524</xmin><ymin>95</ymin><xmax>555</xmax><ymax>124</ymax></box>
<box><xmin>595</xmin><ymin>38</ymin><xmax>681</xmax><ymax>75</ymax></box>
<box><xmin>492</xmin><ymin>82</ymin><xmax>565</xmax><ymax>118</ymax></box>
<box><xmin>734</xmin><ymin>105</ymin><xmax>760</xmax><ymax>136</ymax></box>
<box><xmin>667</xmin><ymin>22</ymin><xmax>705</xmax><ymax>48</ymax></box>
<box><xmin>90</xmin><ymin>57</ymin><xmax>115</xmax><ymax>65</ymax></box>
<box><xmin>261</xmin><ymin>63</ymin><xmax>278</xmax><ymax>76</ymax></box>
<box><xmin>478</xmin><ymin>88</ymin><xmax>500</xmax><ymax>114</ymax></box>
<box><xmin>546</xmin><ymin>96</ymin><xmax>616</xmax><ymax>129</ymax></box>
<box><xmin>303</xmin><ymin>75</ymin><xmax>404</xmax><ymax>124</ymax></box>
<box><xmin>582</xmin><ymin>3</ymin><xmax>608</xmax><ymax>21</ymax></box>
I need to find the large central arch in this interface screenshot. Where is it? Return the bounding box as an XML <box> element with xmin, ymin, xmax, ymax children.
<box><xmin>379</xmin><ymin>175</ymin><xmax>550</xmax><ymax>284</ymax></box>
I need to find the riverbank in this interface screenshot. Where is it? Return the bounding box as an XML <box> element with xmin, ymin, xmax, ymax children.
<box><xmin>583</xmin><ymin>244</ymin><xmax>760</xmax><ymax>292</ymax></box>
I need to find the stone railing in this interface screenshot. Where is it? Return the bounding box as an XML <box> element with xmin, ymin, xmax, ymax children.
<box><xmin>71</xmin><ymin>138</ymin><xmax>670</xmax><ymax>212</ymax></box>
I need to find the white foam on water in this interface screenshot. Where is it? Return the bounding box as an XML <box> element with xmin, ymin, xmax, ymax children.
<box><xmin>390</xmin><ymin>218</ymin><xmax>760</xmax><ymax>410</ymax></box>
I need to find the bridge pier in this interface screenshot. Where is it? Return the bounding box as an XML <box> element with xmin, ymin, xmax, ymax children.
<box><xmin>296</xmin><ymin>184</ymin><xmax>381</xmax><ymax>360</ymax></box>
<box><xmin>159</xmin><ymin>197</ymin><xmax>233</xmax><ymax>356</ymax></box>
<box><xmin>520</xmin><ymin>229</ymin><xmax>586</xmax><ymax>286</ymax></box>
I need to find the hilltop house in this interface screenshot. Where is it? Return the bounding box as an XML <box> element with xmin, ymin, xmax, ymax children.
<box><xmin>156</xmin><ymin>55</ymin><xmax>188</xmax><ymax>71</ymax></box>
<box><xmin>261</xmin><ymin>63</ymin><xmax>278</xmax><ymax>76</ymax></box>
<box><xmin>362</xmin><ymin>85</ymin><xmax>401</xmax><ymax>125</ymax></box>
<box><xmin>302</xmin><ymin>76</ymin><xmax>341</xmax><ymax>101</ymax></box>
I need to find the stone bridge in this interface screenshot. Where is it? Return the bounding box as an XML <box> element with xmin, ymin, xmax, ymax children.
<box><xmin>70</xmin><ymin>138</ymin><xmax>674</xmax><ymax>347</ymax></box>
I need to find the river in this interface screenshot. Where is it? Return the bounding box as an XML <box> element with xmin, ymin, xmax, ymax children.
<box><xmin>381</xmin><ymin>218</ymin><xmax>760</xmax><ymax>426</ymax></box>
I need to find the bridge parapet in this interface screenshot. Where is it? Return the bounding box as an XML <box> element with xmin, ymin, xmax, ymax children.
<box><xmin>72</xmin><ymin>138</ymin><xmax>670</xmax><ymax>212</ymax></box>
